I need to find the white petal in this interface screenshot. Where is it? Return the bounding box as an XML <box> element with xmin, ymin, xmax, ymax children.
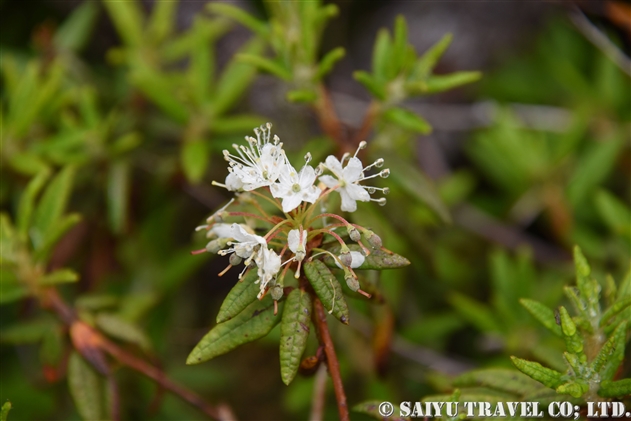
<box><xmin>210</xmin><ymin>223</ymin><xmax>234</xmax><ymax>239</ymax></box>
<box><xmin>281</xmin><ymin>193</ymin><xmax>302</xmax><ymax>213</ymax></box>
<box><xmin>287</xmin><ymin>229</ymin><xmax>301</xmax><ymax>253</ymax></box>
<box><xmin>342</xmin><ymin>157</ymin><xmax>364</xmax><ymax>183</ymax></box>
<box><xmin>345</xmin><ymin>183</ymin><xmax>370</xmax><ymax>202</ymax></box>
<box><xmin>338</xmin><ymin>188</ymin><xmax>358</xmax><ymax>212</ymax></box>
<box><xmin>225</xmin><ymin>172</ymin><xmax>243</xmax><ymax>191</ymax></box>
<box><xmin>301</xmin><ymin>185</ymin><xmax>320</xmax><ymax>203</ymax></box>
<box><xmin>298</xmin><ymin>165</ymin><xmax>316</xmax><ymax>188</ymax></box>
<box><xmin>324</xmin><ymin>155</ymin><xmax>344</xmax><ymax>177</ymax></box>
<box><xmin>319</xmin><ymin>175</ymin><xmax>338</xmax><ymax>188</ymax></box>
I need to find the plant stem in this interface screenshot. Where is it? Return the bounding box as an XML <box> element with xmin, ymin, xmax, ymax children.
<box><xmin>315</xmin><ymin>84</ymin><xmax>344</xmax><ymax>146</ymax></box>
<box><xmin>42</xmin><ymin>288</ymin><xmax>226</xmax><ymax>420</ymax></box>
<box><xmin>313</xmin><ymin>297</ymin><xmax>349</xmax><ymax>421</ymax></box>
<box><xmin>309</xmin><ymin>363</ymin><xmax>328</xmax><ymax>421</ymax></box>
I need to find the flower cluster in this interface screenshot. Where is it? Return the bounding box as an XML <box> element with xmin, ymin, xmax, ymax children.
<box><xmin>193</xmin><ymin>123</ymin><xmax>390</xmax><ymax>309</ymax></box>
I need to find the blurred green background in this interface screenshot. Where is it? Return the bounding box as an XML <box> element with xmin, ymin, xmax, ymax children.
<box><xmin>1</xmin><ymin>0</ymin><xmax>629</xmax><ymax>420</ymax></box>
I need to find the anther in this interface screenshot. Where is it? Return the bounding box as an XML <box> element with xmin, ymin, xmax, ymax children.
<box><xmin>379</xmin><ymin>169</ymin><xmax>390</xmax><ymax>178</ymax></box>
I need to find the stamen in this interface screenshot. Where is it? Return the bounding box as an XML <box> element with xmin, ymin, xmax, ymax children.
<box><xmin>190</xmin><ymin>248</ymin><xmax>207</xmax><ymax>255</ymax></box>
<box><xmin>218</xmin><ymin>264</ymin><xmax>233</xmax><ymax>277</ymax></box>
<box><xmin>358</xmin><ymin>289</ymin><xmax>372</xmax><ymax>298</ymax></box>
<box><xmin>353</xmin><ymin>141</ymin><xmax>367</xmax><ymax>158</ymax></box>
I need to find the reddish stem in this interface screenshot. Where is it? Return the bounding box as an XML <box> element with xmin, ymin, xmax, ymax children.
<box><xmin>313</xmin><ymin>297</ymin><xmax>349</xmax><ymax>421</ymax></box>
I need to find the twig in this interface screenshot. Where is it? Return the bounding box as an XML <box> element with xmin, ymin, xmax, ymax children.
<box><xmin>314</xmin><ymin>84</ymin><xmax>345</xmax><ymax>148</ymax></box>
<box><xmin>352</xmin><ymin>100</ymin><xmax>379</xmax><ymax>146</ymax></box>
<box><xmin>569</xmin><ymin>7</ymin><xmax>631</xmax><ymax>77</ymax></box>
<box><xmin>309</xmin><ymin>363</ymin><xmax>328</xmax><ymax>421</ymax></box>
<box><xmin>42</xmin><ymin>288</ymin><xmax>227</xmax><ymax>420</ymax></box>
<box><xmin>313</xmin><ymin>297</ymin><xmax>349</xmax><ymax>421</ymax></box>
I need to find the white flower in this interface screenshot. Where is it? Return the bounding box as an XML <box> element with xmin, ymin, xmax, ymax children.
<box><xmin>217</xmin><ymin>223</ymin><xmax>266</xmax><ymax>259</ymax></box>
<box><xmin>255</xmin><ymin>247</ymin><xmax>282</xmax><ymax>298</ymax></box>
<box><xmin>334</xmin><ymin>251</ymin><xmax>365</xmax><ymax>269</ymax></box>
<box><xmin>220</xmin><ymin>123</ymin><xmax>287</xmax><ymax>191</ymax></box>
<box><xmin>287</xmin><ymin>228</ymin><xmax>307</xmax><ymax>261</ymax></box>
<box><xmin>270</xmin><ymin>162</ymin><xmax>320</xmax><ymax>213</ymax></box>
<box><xmin>319</xmin><ymin>143</ymin><xmax>389</xmax><ymax>212</ymax></box>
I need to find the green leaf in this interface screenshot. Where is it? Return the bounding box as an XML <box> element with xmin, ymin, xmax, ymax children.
<box><xmin>556</xmin><ymin>381</ymin><xmax>588</xmax><ymax>398</ymax></box>
<box><xmin>419</xmin><ymin>71</ymin><xmax>482</xmax><ymax>94</ymax></box>
<box><xmin>102</xmin><ymin>0</ymin><xmax>144</xmax><ymax>47</ymax></box>
<box><xmin>392</xmin><ymin>16</ymin><xmax>408</xmax><ymax>75</ymax></box>
<box><xmin>1</xmin><ymin>402</ymin><xmax>11</xmax><ymax>421</ymax></box>
<box><xmin>53</xmin><ymin>1</ymin><xmax>99</xmax><ymax>52</ymax></box>
<box><xmin>600</xmin><ymin>297</ymin><xmax>631</xmax><ymax>327</ymax></box>
<box><xmin>382</xmin><ymin>107</ymin><xmax>432</xmax><ymax>134</ymax></box>
<box><xmin>303</xmin><ymin>259</ymin><xmax>349</xmax><ymax>324</ymax></box>
<box><xmin>130</xmin><ymin>65</ymin><xmax>189</xmax><ymax>124</ymax></box>
<box><xmin>384</xmin><ymin>153</ymin><xmax>451</xmax><ymax>223</ymax></box>
<box><xmin>236</xmin><ymin>54</ymin><xmax>291</xmax><ymax>81</ymax></box>
<box><xmin>147</xmin><ymin>0</ymin><xmax>178</xmax><ymax>42</ymax></box>
<box><xmin>181</xmin><ymin>140</ymin><xmax>209</xmax><ymax>184</ymax></box>
<box><xmin>592</xmin><ymin>322</ymin><xmax>626</xmax><ymax>375</ymax></box>
<box><xmin>207</xmin><ymin>3</ymin><xmax>269</xmax><ymax>38</ymax></box>
<box><xmin>189</xmin><ymin>18</ymin><xmax>214</xmax><ymax>105</ymax></box>
<box><xmin>598</xmin><ymin>379</ymin><xmax>631</xmax><ymax>398</ymax></box>
<box><xmin>412</xmin><ymin>33</ymin><xmax>453</xmax><ymax>79</ymax></box>
<box><xmin>567</xmin><ymin>135</ymin><xmax>623</xmax><ymax>206</ymax></box>
<box><xmin>454</xmin><ymin>368</ymin><xmax>543</xmax><ymax>397</ymax></box>
<box><xmin>353</xmin><ymin>71</ymin><xmax>386</xmax><ymax>100</ymax></box>
<box><xmin>187</xmin><ymin>296</ymin><xmax>282</xmax><ymax>364</ymax></box>
<box><xmin>96</xmin><ymin>313</ymin><xmax>151</xmax><ymax>351</ymax></box>
<box><xmin>322</xmin><ymin>243</ymin><xmax>410</xmax><ymax>270</ymax></box>
<box><xmin>510</xmin><ymin>356</ymin><xmax>564</xmax><ymax>389</ymax></box>
<box><xmin>38</xmin><ymin>269</ymin><xmax>79</xmax><ymax>286</ymax></box>
<box><xmin>216</xmin><ymin>270</ymin><xmax>260</xmax><ymax>323</ymax></box>
<box><xmin>558</xmin><ymin>306</ymin><xmax>584</xmax><ymax>355</ymax></box>
<box><xmin>16</xmin><ymin>170</ymin><xmax>50</xmax><ymax>240</ymax></box>
<box><xmin>372</xmin><ymin>29</ymin><xmax>392</xmax><ymax>81</ymax></box>
<box><xmin>212</xmin><ymin>115</ymin><xmax>266</xmax><ymax>135</ymax></box>
<box><xmin>449</xmin><ymin>292</ymin><xmax>502</xmax><ymax>333</ymax></box>
<box><xmin>33</xmin><ymin>213</ymin><xmax>81</xmax><ymax>263</ymax></box>
<box><xmin>572</xmin><ymin>246</ymin><xmax>600</xmax><ymax>318</ymax></box>
<box><xmin>353</xmin><ymin>400</ymin><xmax>410</xmax><ymax>421</ymax></box>
<box><xmin>279</xmin><ymin>289</ymin><xmax>312</xmax><ymax>385</ymax></box>
<box><xmin>33</xmin><ymin>166</ymin><xmax>75</xmax><ymax>239</ymax></box>
<box><xmin>107</xmin><ymin>160</ymin><xmax>130</xmax><ymax>234</ymax></box>
<box><xmin>600</xmin><ymin>322</ymin><xmax>627</xmax><ymax>381</ymax></box>
<box><xmin>212</xmin><ymin>38</ymin><xmax>264</xmax><ymax>115</ymax></box>
<box><xmin>0</xmin><ymin>269</ymin><xmax>29</xmax><ymax>304</ymax></box>
<box><xmin>595</xmin><ymin>190</ymin><xmax>631</xmax><ymax>238</ymax></box>
<box><xmin>286</xmin><ymin>89</ymin><xmax>318</xmax><ymax>103</ymax></box>
<box><xmin>8</xmin><ymin>153</ymin><xmax>49</xmax><ymax>175</ymax></box>
<box><xmin>520</xmin><ymin>298</ymin><xmax>563</xmax><ymax>337</ymax></box>
<box><xmin>315</xmin><ymin>47</ymin><xmax>345</xmax><ymax>80</ymax></box>
<box><xmin>68</xmin><ymin>351</ymin><xmax>108</xmax><ymax>421</ymax></box>
<box><xmin>0</xmin><ymin>318</ymin><xmax>54</xmax><ymax>344</ymax></box>
<box><xmin>40</xmin><ymin>326</ymin><xmax>63</xmax><ymax>365</ymax></box>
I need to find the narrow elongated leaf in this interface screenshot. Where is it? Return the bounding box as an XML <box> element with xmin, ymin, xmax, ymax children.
<box><xmin>38</xmin><ymin>269</ymin><xmax>79</xmax><ymax>285</ymax></box>
<box><xmin>598</xmin><ymin>379</ymin><xmax>631</xmax><ymax>398</ymax></box>
<box><xmin>16</xmin><ymin>170</ymin><xmax>50</xmax><ymax>240</ymax></box>
<box><xmin>372</xmin><ymin>29</ymin><xmax>391</xmax><ymax>81</ymax></box>
<box><xmin>383</xmin><ymin>107</ymin><xmax>432</xmax><ymax>134</ymax></box>
<box><xmin>102</xmin><ymin>0</ymin><xmax>144</xmax><ymax>47</ymax></box>
<box><xmin>107</xmin><ymin>160</ymin><xmax>130</xmax><ymax>234</ymax></box>
<box><xmin>449</xmin><ymin>292</ymin><xmax>502</xmax><ymax>333</ymax></box>
<box><xmin>454</xmin><ymin>368</ymin><xmax>542</xmax><ymax>397</ymax></box>
<box><xmin>557</xmin><ymin>381</ymin><xmax>588</xmax><ymax>398</ymax></box>
<box><xmin>322</xmin><ymin>243</ymin><xmax>410</xmax><ymax>270</ymax></box>
<box><xmin>559</xmin><ymin>306</ymin><xmax>584</xmax><ymax>355</ymax></box>
<box><xmin>212</xmin><ymin>115</ymin><xmax>266</xmax><ymax>135</ymax></box>
<box><xmin>53</xmin><ymin>1</ymin><xmax>99</xmax><ymax>52</ymax></box>
<box><xmin>212</xmin><ymin>38</ymin><xmax>264</xmax><ymax>115</ymax></box>
<box><xmin>392</xmin><ymin>15</ymin><xmax>408</xmax><ymax>75</ymax></box>
<box><xmin>33</xmin><ymin>166</ymin><xmax>75</xmax><ymax>237</ymax></box>
<box><xmin>510</xmin><ymin>356</ymin><xmax>564</xmax><ymax>389</ymax></box>
<box><xmin>280</xmin><ymin>289</ymin><xmax>312</xmax><ymax>385</ymax></box>
<box><xmin>33</xmin><ymin>213</ymin><xmax>81</xmax><ymax>263</ymax></box>
<box><xmin>423</xmin><ymin>71</ymin><xmax>482</xmax><ymax>94</ymax></box>
<box><xmin>130</xmin><ymin>65</ymin><xmax>189</xmax><ymax>124</ymax></box>
<box><xmin>600</xmin><ymin>322</ymin><xmax>627</xmax><ymax>381</ymax></box>
<box><xmin>315</xmin><ymin>47</ymin><xmax>345</xmax><ymax>80</ymax></box>
<box><xmin>181</xmin><ymin>140</ymin><xmax>209</xmax><ymax>184</ymax></box>
<box><xmin>0</xmin><ymin>269</ymin><xmax>28</xmax><ymax>304</ymax></box>
<box><xmin>286</xmin><ymin>89</ymin><xmax>318</xmax><ymax>103</ymax></box>
<box><xmin>353</xmin><ymin>70</ymin><xmax>386</xmax><ymax>100</ymax></box>
<box><xmin>412</xmin><ymin>33</ymin><xmax>453</xmax><ymax>79</ymax></box>
<box><xmin>0</xmin><ymin>318</ymin><xmax>54</xmax><ymax>344</ymax></box>
<box><xmin>520</xmin><ymin>298</ymin><xmax>563</xmax><ymax>337</ymax></box>
<box><xmin>40</xmin><ymin>326</ymin><xmax>63</xmax><ymax>365</ymax></box>
<box><xmin>600</xmin><ymin>297</ymin><xmax>631</xmax><ymax>327</ymax></box>
<box><xmin>96</xmin><ymin>313</ymin><xmax>151</xmax><ymax>351</ymax></box>
<box><xmin>595</xmin><ymin>190</ymin><xmax>631</xmax><ymax>238</ymax></box>
<box><xmin>1</xmin><ymin>402</ymin><xmax>11</xmax><ymax>421</ymax></box>
<box><xmin>236</xmin><ymin>54</ymin><xmax>291</xmax><ymax>81</ymax></box>
<box><xmin>207</xmin><ymin>3</ymin><xmax>269</xmax><ymax>38</ymax></box>
<box><xmin>216</xmin><ymin>270</ymin><xmax>260</xmax><ymax>323</ymax></box>
<box><xmin>147</xmin><ymin>0</ymin><xmax>178</xmax><ymax>42</ymax></box>
<box><xmin>592</xmin><ymin>322</ymin><xmax>626</xmax><ymax>375</ymax></box>
<box><xmin>303</xmin><ymin>260</ymin><xmax>349</xmax><ymax>324</ymax></box>
<box><xmin>187</xmin><ymin>297</ymin><xmax>282</xmax><ymax>364</ymax></box>
<box><xmin>68</xmin><ymin>351</ymin><xmax>107</xmax><ymax>421</ymax></box>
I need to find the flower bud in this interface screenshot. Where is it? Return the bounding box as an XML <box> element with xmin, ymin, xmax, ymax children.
<box><xmin>364</xmin><ymin>230</ymin><xmax>382</xmax><ymax>249</ymax></box>
<box><xmin>348</xmin><ymin>226</ymin><xmax>361</xmax><ymax>242</ymax></box>
<box><xmin>271</xmin><ymin>285</ymin><xmax>284</xmax><ymax>301</ymax></box>
<box><xmin>206</xmin><ymin>238</ymin><xmax>231</xmax><ymax>254</ymax></box>
<box><xmin>229</xmin><ymin>254</ymin><xmax>243</xmax><ymax>266</ymax></box>
<box><xmin>344</xmin><ymin>270</ymin><xmax>360</xmax><ymax>292</ymax></box>
<box><xmin>339</xmin><ymin>246</ymin><xmax>352</xmax><ymax>267</ymax></box>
